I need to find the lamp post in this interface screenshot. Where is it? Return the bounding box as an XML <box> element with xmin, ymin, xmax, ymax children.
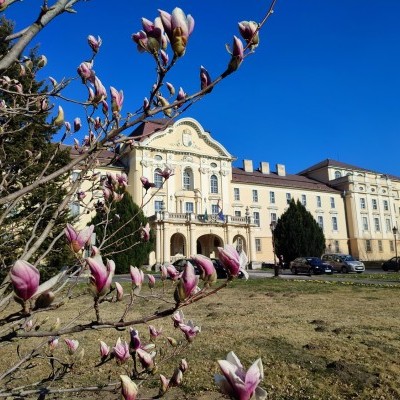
<box><xmin>393</xmin><ymin>226</ymin><xmax>398</xmax><ymax>266</ymax></box>
<box><xmin>270</xmin><ymin>221</ymin><xmax>278</xmax><ymax>277</ymax></box>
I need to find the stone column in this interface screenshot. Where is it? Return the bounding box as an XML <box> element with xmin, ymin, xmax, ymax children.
<box><xmin>156</xmin><ymin>223</ymin><xmax>162</xmax><ymax>264</ymax></box>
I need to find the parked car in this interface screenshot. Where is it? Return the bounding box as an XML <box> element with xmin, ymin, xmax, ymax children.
<box><xmin>290</xmin><ymin>257</ymin><xmax>333</xmax><ymax>275</ymax></box>
<box><xmin>381</xmin><ymin>257</ymin><xmax>400</xmax><ymax>272</ymax></box>
<box><xmin>321</xmin><ymin>253</ymin><xmax>365</xmax><ymax>273</ymax></box>
<box><xmin>172</xmin><ymin>258</ymin><xmax>244</xmax><ymax>279</ymax></box>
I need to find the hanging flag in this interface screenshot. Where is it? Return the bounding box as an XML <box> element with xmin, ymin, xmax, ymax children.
<box><xmin>217</xmin><ymin>200</ymin><xmax>224</xmax><ymax>221</ymax></box>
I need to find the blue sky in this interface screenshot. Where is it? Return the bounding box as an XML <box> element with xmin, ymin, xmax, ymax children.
<box><xmin>5</xmin><ymin>1</ymin><xmax>400</xmax><ymax>176</ymax></box>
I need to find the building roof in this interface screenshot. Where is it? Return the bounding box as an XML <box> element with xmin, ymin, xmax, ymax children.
<box><xmin>62</xmin><ymin>144</ymin><xmax>125</xmax><ymax>169</ymax></box>
<box><xmin>129</xmin><ymin>118</ymin><xmax>174</xmax><ymax>142</ymax></box>
<box><xmin>232</xmin><ymin>167</ymin><xmax>339</xmax><ymax>193</ymax></box>
<box><xmin>298</xmin><ymin>158</ymin><xmax>400</xmax><ymax>181</ymax></box>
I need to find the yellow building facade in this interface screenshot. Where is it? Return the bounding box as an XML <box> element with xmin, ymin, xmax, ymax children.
<box><xmin>73</xmin><ymin>117</ymin><xmax>400</xmax><ymax>265</ymax></box>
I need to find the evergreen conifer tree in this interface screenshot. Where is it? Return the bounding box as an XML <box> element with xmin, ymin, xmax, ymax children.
<box><xmin>273</xmin><ymin>199</ymin><xmax>326</xmax><ymax>263</ymax></box>
<box><xmin>0</xmin><ymin>18</ymin><xmax>73</xmax><ymax>279</ymax></box>
<box><xmin>90</xmin><ymin>192</ymin><xmax>154</xmax><ymax>274</ymax></box>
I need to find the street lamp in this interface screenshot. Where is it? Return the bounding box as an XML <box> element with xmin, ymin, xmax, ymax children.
<box><xmin>270</xmin><ymin>221</ymin><xmax>278</xmax><ymax>277</ymax></box>
<box><xmin>392</xmin><ymin>226</ymin><xmax>398</xmax><ymax>266</ymax></box>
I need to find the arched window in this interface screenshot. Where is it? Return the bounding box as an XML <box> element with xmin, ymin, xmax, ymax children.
<box><xmin>210</xmin><ymin>174</ymin><xmax>218</xmax><ymax>194</ymax></box>
<box><xmin>154</xmin><ymin>168</ymin><xmax>163</xmax><ymax>188</ymax></box>
<box><xmin>334</xmin><ymin>171</ymin><xmax>342</xmax><ymax>179</ymax></box>
<box><xmin>183</xmin><ymin>168</ymin><xmax>193</xmax><ymax>190</ymax></box>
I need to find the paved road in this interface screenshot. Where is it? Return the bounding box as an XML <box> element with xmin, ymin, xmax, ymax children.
<box><xmin>247</xmin><ymin>268</ymin><xmax>400</xmax><ymax>285</ymax></box>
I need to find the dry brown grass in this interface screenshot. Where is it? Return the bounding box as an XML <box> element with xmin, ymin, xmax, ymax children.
<box><xmin>1</xmin><ymin>278</ymin><xmax>400</xmax><ymax>399</ymax></box>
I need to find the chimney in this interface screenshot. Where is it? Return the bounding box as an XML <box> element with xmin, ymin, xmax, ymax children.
<box><xmin>276</xmin><ymin>163</ymin><xmax>286</xmax><ymax>177</ymax></box>
<box><xmin>243</xmin><ymin>159</ymin><xmax>253</xmax><ymax>173</ymax></box>
<box><xmin>259</xmin><ymin>162</ymin><xmax>270</xmax><ymax>174</ymax></box>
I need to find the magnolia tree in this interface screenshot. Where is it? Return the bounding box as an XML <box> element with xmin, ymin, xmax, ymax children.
<box><xmin>0</xmin><ymin>0</ymin><xmax>277</xmax><ymax>398</ymax></box>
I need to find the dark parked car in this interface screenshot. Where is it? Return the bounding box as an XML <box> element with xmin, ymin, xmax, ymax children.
<box><xmin>172</xmin><ymin>258</ymin><xmax>244</xmax><ymax>279</ymax></box>
<box><xmin>290</xmin><ymin>257</ymin><xmax>333</xmax><ymax>275</ymax></box>
<box><xmin>381</xmin><ymin>257</ymin><xmax>400</xmax><ymax>272</ymax></box>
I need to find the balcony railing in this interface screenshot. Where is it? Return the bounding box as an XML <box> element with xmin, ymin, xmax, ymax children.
<box><xmin>151</xmin><ymin>211</ymin><xmax>253</xmax><ymax>226</ymax></box>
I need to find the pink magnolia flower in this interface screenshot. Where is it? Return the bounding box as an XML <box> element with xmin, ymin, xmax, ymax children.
<box><xmin>86</xmin><ymin>257</ymin><xmax>115</xmax><ymax>297</ymax></box>
<box><xmin>77</xmin><ymin>61</ymin><xmax>94</xmax><ymax>83</ymax></box>
<box><xmin>215</xmin><ymin>351</ymin><xmax>267</xmax><ymax>400</ymax></box>
<box><xmin>92</xmin><ymin>76</ymin><xmax>107</xmax><ymax>104</ymax></box>
<box><xmin>179</xmin><ymin>359</ymin><xmax>188</xmax><ymax>373</ymax></box>
<box><xmin>192</xmin><ymin>254</ymin><xmax>217</xmax><ymax>284</ymax></box>
<box><xmin>113</xmin><ymin>338</ymin><xmax>130</xmax><ymax>364</ymax></box>
<box><xmin>99</xmin><ymin>340</ymin><xmax>110</xmax><ymax>359</ymax></box>
<box><xmin>160</xmin><ymin>265</ymin><xmax>168</xmax><ymax>281</ymax></box>
<box><xmin>179</xmin><ymin>320</ymin><xmax>200</xmax><ymax>342</ymax></box>
<box><xmin>176</xmin><ymin>87</ymin><xmax>186</xmax><ymax>104</ymax></box>
<box><xmin>149</xmin><ymin>325</ymin><xmax>162</xmax><ymax>340</ymax></box>
<box><xmin>116</xmin><ymin>172</ymin><xmax>128</xmax><ymax>188</ymax></box>
<box><xmin>88</xmin><ymin>35</ymin><xmax>102</xmax><ymax>53</ymax></box>
<box><xmin>166</xmin><ymin>264</ymin><xmax>180</xmax><ymax>281</ymax></box>
<box><xmin>64</xmin><ymin>338</ymin><xmax>79</xmax><ymax>355</ymax></box>
<box><xmin>218</xmin><ymin>244</ymin><xmax>241</xmax><ymax>277</ymax></box>
<box><xmin>10</xmin><ymin>260</ymin><xmax>40</xmax><ymax>301</ymax></box>
<box><xmin>141</xmin><ymin>223</ymin><xmax>151</xmax><ymax>242</ymax></box>
<box><xmin>120</xmin><ymin>375</ymin><xmax>138</xmax><ymax>400</ymax></box>
<box><xmin>238</xmin><ymin>20</ymin><xmax>260</xmax><ymax>49</ymax></box>
<box><xmin>48</xmin><ymin>337</ymin><xmax>59</xmax><ymax>352</ymax></box>
<box><xmin>64</xmin><ymin>224</ymin><xmax>94</xmax><ymax>253</ymax></box>
<box><xmin>73</xmin><ymin>117</ymin><xmax>82</xmax><ymax>132</ymax></box>
<box><xmin>174</xmin><ymin>261</ymin><xmax>198</xmax><ymax>302</ymax></box>
<box><xmin>171</xmin><ymin>310</ymin><xmax>184</xmax><ymax>328</ymax></box>
<box><xmin>227</xmin><ymin>36</ymin><xmax>244</xmax><ymax>73</ymax></box>
<box><xmin>115</xmin><ymin>282</ymin><xmax>124</xmax><ymax>301</ymax></box>
<box><xmin>129</xmin><ymin>328</ymin><xmax>141</xmax><ymax>351</ymax></box>
<box><xmin>200</xmin><ymin>65</ymin><xmax>213</xmax><ymax>93</ymax></box>
<box><xmin>170</xmin><ymin>367</ymin><xmax>183</xmax><ymax>387</ymax></box>
<box><xmin>136</xmin><ymin>348</ymin><xmax>155</xmax><ymax>370</ymax></box>
<box><xmin>147</xmin><ymin>274</ymin><xmax>156</xmax><ymax>289</ymax></box>
<box><xmin>159</xmin><ymin>374</ymin><xmax>170</xmax><ymax>395</ymax></box>
<box><xmin>130</xmin><ymin>266</ymin><xmax>144</xmax><ymax>288</ymax></box>
<box><xmin>156</xmin><ymin>164</ymin><xmax>174</xmax><ymax>180</ymax></box>
<box><xmin>158</xmin><ymin>7</ymin><xmax>194</xmax><ymax>57</ymax></box>
<box><xmin>140</xmin><ymin>176</ymin><xmax>156</xmax><ymax>192</ymax></box>
<box><xmin>110</xmin><ymin>86</ymin><xmax>124</xmax><ymax>116</ymax></box>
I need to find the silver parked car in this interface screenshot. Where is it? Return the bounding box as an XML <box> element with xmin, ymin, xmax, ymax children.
<box><xmin>321</xmin><ymin>253</ymin><xmax>365</xmax><ymax>274</ymax></box>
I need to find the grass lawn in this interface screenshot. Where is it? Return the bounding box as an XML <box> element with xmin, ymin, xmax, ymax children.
<box><xmin>1</xmin><ymin>277</ymin><xmax>400</xmax><ymax>399</ymax></box>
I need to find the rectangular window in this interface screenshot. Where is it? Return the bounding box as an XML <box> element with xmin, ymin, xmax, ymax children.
<box><xmin>383</xmin><ymin>200</ymin><xmax>389</xmax><ymax>211</ymax></box>
<box><xmin>360</xmin><ymin>198</ymin><xmax>366</xmax><ymax>209</ymax></box>
<box><xmin>374</xmin><ymin>217</ymin><xmax>380</xmax><ymax>231</ymax></box>
<box><xmin>330</xmin><ymin>197</ymin><xmax>335</xmax><ymax>209</ymax></box>
<box><xmin>386</xmin><ymin>219</ymin><xmax>391</xmax><ymax>232</ymax></box>
<box><xmin>334</xmin><ymin>240</ymin><xmax>340</xmax><ymax>253</ymax></box>
<box><xmin>372</xmin><ymin>199</ymin><xmax>378</xmax><ymax>210</ymax></box>
<box><xmin>366</xmin><ymin>239</ymin><xmax>372</xmax><ymax>252</ymax></box>
<box><xmin>317</xmin><ymin>216</ymin><xmax>324</xmax><ymax>230</ymax></box>
<box><xmin>301</xmin><ymin>194</ymin><xmax>307</xmax><ymax>206</ymax></box>
<box><xmin>255</xmin><ymin>238</ymin><xmax>261</xmax><ymax>252</ymax></box>
<box><xmin>332</xmin><ymin>216</ymin><xmax>338</xmax><ymax>231</ymax></box>
<box><xmin>234</xmin><ymin>188</ymin><xmax>240</xmax><ymax>201</ymax></box>
<box><xmin>185</xmin><ymin>202</ymin><xmax>194</xmax><ymax>213</ymax></box>
<box><xmin>316</xmin><ymin>196</ymin><xmax>321</xmax><ymax>208</ymax></box>
<box><xmin>211</xmin><ymin>204</ymin><xmax>219</xmax><ymax>215</ymax></box>
<box><xmin>235</xmin><ymin>210</ymin><xmax>241</xmax><ymax>217</ymax></box>
<box><xmin>269</xmin><ymin>191</ymin><xmax>275</xmax><ymax>204</ymax></box>
<box><xmin>286</xmin><ymin>193</ymin><xmax>292</xmax><ymax>204</ymax></box>
<box><xmin>253</xmin><ymin>212</ymin><xmax>260</xmax><ymax>226</ymax></box>
<box><xmin>378</xmin><ymin>240</ymin><xmax>383</xmax><ymax>252</ymax></box>
<box><xmin>155</xmin><ymin>200</ymin><xmax>163</xmax><ymax>212</ymax></box>
<box><xmin>362</xmin><ymin>216</ymin><xmax>369</xmax><ymax>231</ymax></box>
<box><xmin>252</xmin><ymin>190</ymin><xmax>258</xmax><ymax>203</ymax></box>
<box><xmin>270</xmin><ymin>212</ymin><xmax>277</xmax><ymax>223</ymax></box>
<box><xmin>390</xmin><ymin>240</ymin><xmax>395</xmax><ymax>252</ymax></box>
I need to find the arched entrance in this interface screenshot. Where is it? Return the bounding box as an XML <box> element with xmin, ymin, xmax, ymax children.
<box><xmin>170</xmin><ymin>233</ymin><xmax>187</xmax><ymax>260</ymax></box>
<box><xmin>196</xmin><ymin>234</ymin><xmax>223</xmax><ymax>258</ymax></box>
<box><xmin>232</xmin><ymin>234</ymin><xmax>247</xmax><ymax>254</ymax></box>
